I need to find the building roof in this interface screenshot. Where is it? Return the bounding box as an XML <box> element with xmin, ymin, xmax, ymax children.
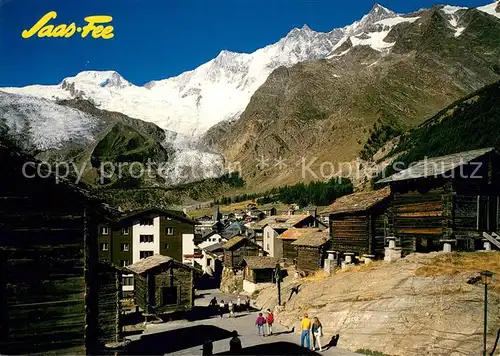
<box><xmin>250</xmin><ymin>214</ymin><xmax>312</xmax><ymax>230</ymax></box>
<box><xmin>321</xmin><ymin>187</ymin><xmax>391</xmax><ymax>215</ymax></box>
<box><xmin>291</xmin><ymin>234</ymin><xmax>330</xmax><ymax>247</ymax></box>
<box><xmin>118</xmin><ymin>207</ymin><xmax>198</xmax><ymax>225</ymax></box>
<box><xmin>280</xmin><ymin>228</ymin><xmax>329</xmax><ymax>240</ymax></box>
<box><xmin>126</xmin><ymin>254</ymin><xmax>198</xmax><ymax>274</ymax></box>
<box><xmin>222</xmin><ymin>235</ymin><xmax>247</xmax><ymax>249</ymax></box>
<box><xmin>242</xmin><ymin>256</ymin><xmax>279</xmax><ymax>269</ymax></box>
<box><xmin>377</xmin><ymin>147</ymin><xmax>495</xmax><ymax>184</ymax></box>
<box><xmin>203</xmin><ymin>242</ymin><xmax>225</xmax><ymax>253</ymax></box>
<box><xmin>302</xmin><ymin>205</ymin><xmax>318</xmax><ymax>211</ymax></box>
<box><xmin>126</xmin><ymin>255</ymin><xmax>173</xmax><ymax>274</ymax></box>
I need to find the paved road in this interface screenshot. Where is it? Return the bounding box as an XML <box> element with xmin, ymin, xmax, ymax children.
<box><xmin>128</xmin><ymin>289</ymin><xmax>360</xmax><ymax>356</ymax></box>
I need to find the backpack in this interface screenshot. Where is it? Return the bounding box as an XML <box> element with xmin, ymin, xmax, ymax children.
<box><xmin>267</xmin><ymin>313</ymin><xmax>274</xmax><ymax>324</ymax></box>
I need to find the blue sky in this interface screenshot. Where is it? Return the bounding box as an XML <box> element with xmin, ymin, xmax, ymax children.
<box><xmin>0</xmin><ymin>0</ymin><xmax>489</xmax><ymax>87</ymax></box>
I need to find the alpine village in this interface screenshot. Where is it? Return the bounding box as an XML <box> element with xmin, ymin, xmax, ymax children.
<box><xmin>2</xmin><ymin>1</ymin><xmax>500</xmax><ymax>356</ymax></box>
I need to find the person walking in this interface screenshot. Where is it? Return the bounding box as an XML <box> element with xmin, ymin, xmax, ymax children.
<box><xmin>228</xmin><ymin>300</ymin><xmax>235</xmax><ymax>318</ymax></box>
<box><xmin>236</xmin><ymin>295</ymin><xmax>241</xmax><ymax>312</ymax></box>
<box><xmin>255</xmin><ymin>312</ymin><xmax>266</xmax><ymax>336</ymax></box>
<box><xmin>311</xmin><ymin>317</ymin><xmax>323</xmax><ymax>351</ymax></box>
<box><xmin>229</xmin><ymin>330</ymin><xmax>242</xmax><ymax>354</ymax></box>
<box><xmin>219</xmin><ymin>300</ymin><xmax>225</xmax><ymax>318</ymax></box>
<box><xmin>265</xmin><ymin>309</ymin><xmax>274</xmax><ymax>335</ymax></box>
<box><xmin>300</xmin><ymin>313</ymin><xmax>312</xmax><ymax>349</ymax></box>
<box><xmin>202</xmin><ymin>340</ymin><xmax>213</xmax><ymax>356</ymax></box>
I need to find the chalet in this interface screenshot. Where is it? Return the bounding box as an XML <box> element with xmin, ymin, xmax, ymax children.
<box><xmin>280</xmin><ymin>227</ymin><xmax>329</xmax><ymax>263</ymax></box>
<box><xmin>98</xmin><ymin>207</ymin><xmax>197</xmax><ymax>293</ymax></box>
<box><xmin>240</xmin><ymin>256</ymin><xmax>279</xmax><ymax>294</ymax></box>
<box><xmin>321</xmin><ymin>187</ymin><xmax>391</xmax><ymax>259</ymax></box>
<box><xmin>258</xmin><ymin>215</ymin><xmax>327</xmax><ymax>259</ymax></box>
<box><xmin>377</xmin><ymin>148</ymin><xmax>500</xmax><ymax>253</ymax></box>
<box><xmin>201</xmin><ymin>242</ymin><xmax>225</xmax><ymax>276</ymax></box>
<box><xmin>291</xmin><ymin>231</ymin><xmax>331</xmax><ymax>274</ymax></box>
<box><xmin>222</xmin><ymin>235</ymin><xmax>266</xmax><ymax>268</ymax></box>
<box><xmin>126</xmin><ymin>255</ymin><xmax>197</xmax><ymax>316</ymax></box>
<box><xmin>0</xmin><ymin>140</ymin><xmax>121</xmax><ymax>354</ymax></box>
<box><xmin>261</xmin><ymin>206</ymin><xmax>277</xmax><ymax>216</ymax></box>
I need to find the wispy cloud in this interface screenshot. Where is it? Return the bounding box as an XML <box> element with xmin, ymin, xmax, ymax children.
<box><xmin>0</xmin><ymin>0</ymin><xmax>14</xmax><ymax>8</ymax></box>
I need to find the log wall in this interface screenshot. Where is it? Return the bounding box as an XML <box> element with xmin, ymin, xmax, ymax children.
<box><xmin>331</xmin><ymin>215</ymin><xmax>371</xmax><ymax>255</ymax></box>
<box><xmin>296</xmin><ymin>247</ymin><xmax>322</xmax><ymax>273</ymax></box>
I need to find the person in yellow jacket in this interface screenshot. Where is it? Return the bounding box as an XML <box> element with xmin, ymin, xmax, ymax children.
<box><xmin>300</xmin><ymin>313</ymin><xmax>312</xmax><ymax>349</ymax></box>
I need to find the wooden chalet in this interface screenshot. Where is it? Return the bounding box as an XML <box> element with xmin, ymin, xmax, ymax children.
<box><xmin>280</xmin><ymin>227</ymin><xmax>330</xmax><ymax>263</ymax></box>
<box><xmin>291</xmin><ymin>230</ymin><xmax>330</xmax><ymax>274</ymax></box>
<box><xmin>126</xmin><ymin>255</ymin><xmax>197</xmax><ymax>315</ymax></box>
<box><xmin>321</xmin><ymin>187</ymin><xmax>391</xmax><ymax>258</ymax></box>
<box><xmin>0</xmin><ymin>140</ymin><xmax>121</xmax><ymax>354</ymax></box>
<box><xmin>240</xmin><ymin>256</ymin><xmax>279</xmax><ymax>293</ymax></box>
<box><xmin>377</xmin><ymin>148</ymin><xmax>500</xmax><ymax>253</ymax></box>
<box><xmin>222</xmin><ymin>235</ymin><xmax>265</xmax><ymax>268</ymax></box>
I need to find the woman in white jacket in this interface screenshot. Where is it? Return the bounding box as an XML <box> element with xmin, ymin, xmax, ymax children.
<box><xmin>311</xmin><ymin>317</ymin><xmax>323</xmax><ymax>351</ymax></box>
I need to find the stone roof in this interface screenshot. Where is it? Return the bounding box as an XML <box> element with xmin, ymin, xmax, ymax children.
<box><xmin>222</xmin><ymin>235</ymin><xmax>247</xmax><ymax>250</ymax></box>
<box><xmin>377</xmin><ymin>147</ymin><xmax>494</xmax><ymax>184</ymax></box>
<box><xmin>280</xmin><ymin>228</ymin><xmax>329</xmax><ymax>240</ymax></box>
<box><xmin>242</xmin><ymin>256</ymin><xmax>279</xmax><ymax>269</ymax></box>
<box><xmin>321</xmin><ymin>187</ymin><xmax>391</xmax><ymax>215</ymax></box>
<box><xmin>126</xmin><ymin>255</ymin><xmax>173</xmax><ymax>274</ymax></box>
<box><xmin>249</xmin><ymin>214</ymin><xmax>312</xmax><ymax>230</ymax></box>
<box><xmin>203</xmin><ymin>242</ymin><xmax>225</xmax><ymax>253</ymax></box>
<box><xmin>292</xmin><ymin>235</ymin><xmax>330</xmax><ymax>247</ymax></box>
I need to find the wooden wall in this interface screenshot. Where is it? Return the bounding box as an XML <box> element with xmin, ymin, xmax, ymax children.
<box><xmin>331</xmin><ymin>215</ymin><xmax>371</xmax><ymax>255</ymax></box>
<box><xmin>244</xmin><ymin>267</ymin><xmax>273</xmax><ymax>283</ymax></box>
<box><xmin>388</xmin><ymin>185</ymin><xmax>446</xmax><ymax>254</ymax></box>
<box><xmin>96</xmin><ymin>263</ymin><xmax>121</xmax><ymax>347</ymax></box>
<box><xmin>296</xmin><ymin>247</ymin><xmax>322</xmax><ymax>273</ymax></box>
<box><xmin>283</xmin><ymin>240</ymin><xmax>298</xmax><ymax>262</ymax></box>
<box><xmin>224</xmin><ymin>244</ymin><xmax>261</xmax><ymax>268</ymax></box>
<box><xmin>153</xmin><ymin>267</ymin><xmax>194</xmax><ymax>314</ymax></box>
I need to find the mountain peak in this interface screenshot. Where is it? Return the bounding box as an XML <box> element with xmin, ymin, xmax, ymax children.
<box><xmin>370</xmin><ymin>3</ymin><xmax>394</xmax><ymax>15</ymax></box>
<box><xmin>301</xmin><ymin>24</ymin><xmax>313</xmax><ymax>32</ymax></box>
<box><xmin>62</xmin><ymin>70</ymin><xmax>130</xmax><ymax>89</ymax></box>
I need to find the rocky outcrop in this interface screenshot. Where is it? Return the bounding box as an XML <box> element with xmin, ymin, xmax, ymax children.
<box><xmin>254</xmin><ymin>252</ymin><xmax>500</xmax><ymax>356</ymax></box>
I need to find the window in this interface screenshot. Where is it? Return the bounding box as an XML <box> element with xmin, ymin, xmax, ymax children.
<box><xmin>266</xmin><ymin>244</ymin><xmax>270</xmax><ymax>251</ymax></box>
<box><xmin>123</xmin><ymin>276</ymin><xmax>134</xmax><ymax>286</ymax></box>
<box><xmin>166</xmin><ymin>217</ymin><xmax>172</xmax><ymax>220</ymax></box>
<box><xmin>139</xmin><ymin>218</ymin><xmax>154</xmax><ymax>226</ymax></box>
<box><xmin>162</xmin><ymin>286</ymin><xmax>178</xmax><ymax>305</ymax></box>
<box><xmin>140</xmin><ymin>251</ymin><xmax>154</xmax><ymax>259</ymax></box>
<box><xmin>100</xmin><ymin>227</ymin><xmax>109</xmax><ymax>235</ymax></box>
<box><xmin>121</xmin><ymin>260</ymin><xmax>130</xmax><ymax>267</ymax></box>
<box><xmin>140</xmin><ymin>235</ymin><xmax>154</xmax><ymax>243</ymax></box>
<box><xmin>100</xmin><ymin>243</ymin><xmax>109</xmax><ymax>251</ymax></box>
<box><xmin>164</xmin><ymin>243</ymin><xmax>170</xmax><ymax>249</ymax></box>
<box><xmin>121</xmin><ymin>243</ymin><xmax>130</xmax><ymax>252</ymax></box>
<box><xmin>121</xmin><ymin>228</ymin><xmax>130</xmax><ymax>235</ymax></box>
<box><xmin>166</xmin><ymin>227</ymin><xmax>174</xmax><ymax>235</ymax></box>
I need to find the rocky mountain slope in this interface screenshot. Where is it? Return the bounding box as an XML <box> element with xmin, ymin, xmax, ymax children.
<box><xmin>204</xmin><ymin>2</ymin><xmax>500</xmax><ymax>190</ymax></box>
<box><xmin>0</xmin><ymin>4</ymin><xmax>450</xmax><ymax>138</ymax></box>
<box><xmin>0</xmin><ymin>91</ymin><xmax>224</xmax><ymax>188</ymax></box>
<box><xmin>254</xmin><ymin>252</ymin><xmax>500</xmax><ymax>356</ymax></box>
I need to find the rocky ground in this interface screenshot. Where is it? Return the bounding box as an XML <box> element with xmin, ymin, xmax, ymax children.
<box><xmin>254</xmin><ymin>252</ymin><xmax>500</xmax><ymax>356</ymax></box>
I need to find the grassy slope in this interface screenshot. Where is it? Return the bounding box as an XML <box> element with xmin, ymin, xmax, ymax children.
<box><xmin>379</xmin><ymin>79</ymin><xmax>500</xmax><ymax>178</ymax></box>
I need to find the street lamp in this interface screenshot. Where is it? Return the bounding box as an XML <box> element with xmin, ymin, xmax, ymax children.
<box><xmin>480</xmin><ymin>270</ymin><xmax>494</xmax><ymax>356</ymax></box>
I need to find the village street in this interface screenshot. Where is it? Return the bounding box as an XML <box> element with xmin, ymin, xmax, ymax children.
<box><xmin>127</xmin><ymin>289</ymin><xmax>361</xmax><ymax>355</ymax></box>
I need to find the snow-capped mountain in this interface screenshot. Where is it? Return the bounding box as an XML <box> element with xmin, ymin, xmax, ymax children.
<box><xmin>0</xmin><ymin>4</ymin><xmax>403</xmax><ymax>137</ymax></box>
<box><xmin>2</xmin><ymin>1</ymin><xmax>499</xmax><ymax>139</ymax></box>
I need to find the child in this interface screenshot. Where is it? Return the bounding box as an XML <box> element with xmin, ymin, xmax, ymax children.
<box><xmin>255</xmin><ymin>312</ymin><xmax>266</xmax><ymax>336</ymax></box>
<box><xmin>311</xmin><ymin>317</ymin><xmax>323</xmax><ymax>351</ymax></box>
<box><xmin>219</xmin><ymin>300</ymin><xmax>225</xmax><ymax>318</ymax></box>
<box><xmin>228</xmin><ymin>300</ymin><xmax>235</xmax><ymax>318</ymax></box>
<box><xmin>266</xmin><ymin>309</ymin><xmax>274</xmax><ymax>335</ymax></box>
